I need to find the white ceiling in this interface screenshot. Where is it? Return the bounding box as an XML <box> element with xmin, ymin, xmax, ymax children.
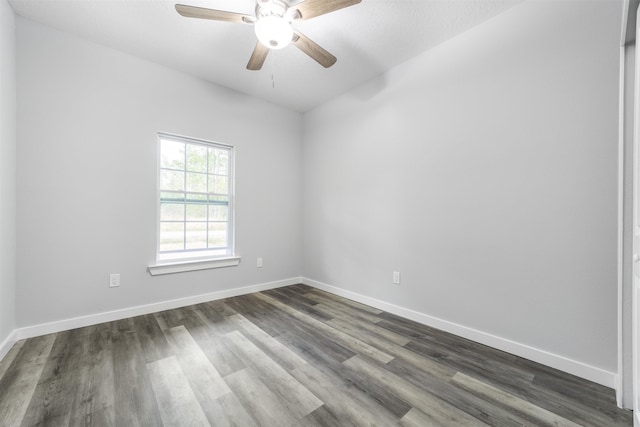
<box><xmin>8</xmin><ymin>0</ymin><xmax>523</xmax><ymax>112</ymax></box>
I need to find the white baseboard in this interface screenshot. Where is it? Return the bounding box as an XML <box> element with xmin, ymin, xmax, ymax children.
<box><xmin>13</xmin><ymin>277</ymin><xmax>302</xmax><ymax>342</ymax></box>
<box><xmin>2</xmin><ymin>275</ymin><xmax>617</xmax><ymax>390</ymax></box>
<box><xmin>0</xmin><ymin>329</ymin><xmax>18</xmax><ymax>363</ymax></box>
<box><xmin>302</xmin><ymin>277</ymin><xmax>617</xmax><ymax>389</ymax></box>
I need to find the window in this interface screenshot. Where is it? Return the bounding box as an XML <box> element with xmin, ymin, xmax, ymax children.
<box><xmin>155</xmin><ymin>133</ymin><xmax>235</xmax><ymax>265</ymax></box>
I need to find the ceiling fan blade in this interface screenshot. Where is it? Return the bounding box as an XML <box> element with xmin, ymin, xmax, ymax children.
<box><xmin>292</xmin><ymin>31</ymin><xmax>337</xmax><ymax>68</ymax></box>
<box><xmin>291</xmin><ymin>0</ymin><xmax>361</xmax><ymax>20</ymax></box>
<box><xmin>247</xmin><ymin>42</ymin><xmax>270</xmax><ymax>70</ymax></box>
<box><xmin>175</xmin><ymin>4</ymin><xmax>254</xmax><ymax>24</ymax></box>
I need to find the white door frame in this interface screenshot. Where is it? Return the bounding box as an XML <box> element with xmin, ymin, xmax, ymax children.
<box><xmin>631</xmin><ymin>5</ymin><xmax>640</xmax><ymax>424</ymax></box>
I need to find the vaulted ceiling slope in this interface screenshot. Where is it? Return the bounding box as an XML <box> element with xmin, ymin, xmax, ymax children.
<box><xmin>9</xmin><ymin>0</ymin><xmax>523</xmax><ymax>112</ymax></box>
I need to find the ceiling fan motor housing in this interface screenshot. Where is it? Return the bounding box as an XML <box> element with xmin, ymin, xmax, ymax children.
<box><xmin>254</xmin><ymin>0</ymin><xmax>295</xmax><ymax>49</ymax></box>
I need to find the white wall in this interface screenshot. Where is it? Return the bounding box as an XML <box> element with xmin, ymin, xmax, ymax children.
<box><xmin>16</xmin><ymin>18</ymin><xmax>302</xmax><ymax>328</ymax></box>
<box><xmin>303</xmin><ymin>0</ymin><xmax>621</xmax><ymax>376</ymax></box>
<box><xmin>0</xmin><ymin>0</ymin><xmax>16</xmax><ymax>350</ymax></box>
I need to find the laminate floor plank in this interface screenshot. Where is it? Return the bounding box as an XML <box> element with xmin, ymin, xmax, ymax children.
<box><xmin>526</xmin><ymin>360</ymin><xmax>622</xmax><ymax>412</ymax></box>
<box><xmin>308</xmin><ymin>296</ymin><xmax>384</xmax><ymax>324</ymax></box>
<box><xmin>267</xmin><ymin>287</ymin><xmax>321</xmax><ymax>307</ymax></box>
<box><xmin>386</xmin><ymin>356</ymin><xmax>534</xmax><ymax>427</ymax></box>
<box><xmin>0</xmin><ymin>335</ymin><xmax>55</xmax><ymax>427</ymax></box>
<box><xmin>261</xmin><ymin>289</ymin><xmax>334</xmax><ymax>322</ymax></box>
<box><xmin>275</xmin><ymin>321</ymin><xmax>357</xmax><ymax>364</ymax></box>
<box><xmin>298</xmin><ymin>287</ymin><xmax>384</xmax><ymax>315</ymax></box>
<box><xmin>222</xmin><ymin>294</ymin><xmax>290</xmax><ymax>337</ymax></box>
<box><xmin>405</xmin><ymin>338</ymin><xmax>535</xmax><ymax>397</ymax></box>
<box><xmin>290</xmin><ymin>362</ymin><xmax>400</xmax><ymax>426</ymax></box>
<box><xmin>223</xmin><ymin>368</ymin><xmax>299</xmax><ymax>427</ymax></box>
<box><xmin>147</xmin><ymin>355</ymin><xmax>210</xmax><ymax>427</ymax></box>
<box><xmin>310</xmin><ymin>301</ymin><xmax>382</xmax><ymax>328</ymax></box>
<box><xmin>30</xmin><ymin>329</ymin><xmax>85</xmax><ymax>386</ymax></box>
<box><xmin>163</xmin><ymin>326</ymin><xmax>231</xmax><ymax>402</ymax></box>
<box><xmin>68</xmin><ymin>405</ymin><xmax>114</xmax><ymax>427</ymax></box>
<box><xmin>375</xmin><ymin>318</ymin><xmax>424</xmax><ymax>340</ymax></box>
<box><xmin>451</xmin><ymin>372</ymin><xmax>582</xmax><ymax>427</ymax></box>
<box><xmin>206</xmin><ymin>392</ymin><xmax>258</xmax><ymax>427</ymax></box>
<box><xmin>379</xmin><ymin>311</ymin><xmax>518</xmax><ymax>366</ymax></box>
<box><xmin>20</xmin><ymin>329</ymin><xmax>90</xmax><ymax>426</ymax></box>
<box><xmin>525</xmin><ymin>382</ymin><xmax>630</xmax><ymax>427</ymax></box>
<box><xmin>276</xmin><ymin>331</ymin><xmax>412</xmax><ymax>418</ymax></box>
<box><xmin>0</xmin><ymin>340</ymin><xmax>25</xmax><ymax>383</ymax></box>
<box><xmin>153</xmin><ymin>308</ymin><xmax>185</xmax><ymax>331</ymax></box>
<box><xmin>255</xmin><ymin>292</ymin><xmax>394</xmax><ymax>364</ymax></box>
<box><xmin>181</xmin><ymin>308</ymin><xmax>246</xmax><ymax>378</ymax></box>
<box><xmin>191</xmin><ymin>303</ymin><xmax>237</xmax><ymax>336</ymax></box>
<box><xmin>66</xmin><ymin>323</ymin><xmax>115</xmax><ymax>426</ymax></box>
<box><xmin>111</xmin><ymin>318</ymin><xmax>163</xmax><ymax>427</ymax></box>
<box><xmin>516</xmin><ymin>356</ymin><xmax>616</xmax><ymax>402</ymax></box>
<box><xmin>231</xmin><ymin>295</ymin><xmax>359</xmax><ymax>364</ymax></box>
<box><xmin>0</xmin><ymin>284</ymin><xmax>632</xmax><ymax>427</ymax></box>
<box><xmin>399</xmin><ymin>407</ymin><xmax>485</xmax><ymax>427</ymax></box>
<box><xmin>226</xmin><ymin>313</ymin><xmax>308</xmax><ymax>371</ymax></box>
<box><xmin>133</xmin><ymin>314</ymin><xmax>172</xmax><ymax>364</ymax></box>
<box><xmin>222</xmin><ymin>330</ymin><xmax>323</xmax><ymax>418</ymax></box>
<box><xmin>301</xmin><ymin>405</ymin><xmax>345</xmax><ymax>427</ymax></box>
<box><xmin>329</xmin><ymin>315</ymin><xmax>411</xmax><ymax>347</ymax></box>
<box><xmin>343</xmin><ymin>355</ymin><xmax>489</xmax><ymax>426</ymax></box>
<box><xmin>204</xmin><ymin>300</ymin><xmax>239</xmax><ymax>317</ymax></box>
<box><xmin>328</xmin><ymin>316</ymin><xmax>456</xmax><ymax>381</ymax></box>
<box><xmin>409</xmin><ymin>324</ymin><xmax>527</xmax><ymax>374</ymax></box>
<box><xmin>170</xmin><ymin>303</ymin><xmax>247</xmax><ymax>379</ymax></box>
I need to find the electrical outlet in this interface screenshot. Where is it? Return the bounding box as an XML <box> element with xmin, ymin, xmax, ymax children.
<box><xmin>393</xmin><ymin>271</ymin><xmax>400</xmax><ymax>285</ymax></box>
<box><xmin>257</xmin><ymin>257</ymin><xmax>263</xmax><ymax>268</ymax></box>
<box><xmin>109</xmin><ymin>273</ymin><xmax>120</xmax><ymax>288</ymax></box>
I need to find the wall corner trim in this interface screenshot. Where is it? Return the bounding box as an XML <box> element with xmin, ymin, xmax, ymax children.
<box><xmin>301</xmin><ymin>277</ymin><xmax>617</xmax><ymax>389</ymax></box>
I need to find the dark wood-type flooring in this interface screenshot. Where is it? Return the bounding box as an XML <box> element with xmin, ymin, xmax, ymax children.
<box><xmin>0</xmin><ymin>284</ymin><xmax>632</xmax><ymax>426</ymax></box>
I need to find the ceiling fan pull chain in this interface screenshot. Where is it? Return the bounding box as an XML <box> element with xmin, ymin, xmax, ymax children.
<box><xmin>271</xmin><ymin>51</ymin><xmax>276</xmax><ymax>89</ymax></box>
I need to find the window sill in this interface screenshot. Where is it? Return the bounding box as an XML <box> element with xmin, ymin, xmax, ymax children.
<box><xmin>148</xmin><ymin>256</ymin><xmax>241</xmax><ymax>276</ymax></box>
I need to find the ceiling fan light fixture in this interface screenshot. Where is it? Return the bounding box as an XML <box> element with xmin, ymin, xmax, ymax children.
<box><xmin>254</xmin><ymin>15</ymin><xmax>293</xmax><ymax>49</ymax></box>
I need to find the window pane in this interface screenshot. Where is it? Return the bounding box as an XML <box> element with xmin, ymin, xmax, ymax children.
<box><xmin>186</xmin><ymin>204</ymin><xmax>206</xmax><ymax>221</ymax></box>
<box><xmin>208</xmin><ymin>205</ymin><xmax>228</xmax><ymax>221</ymax></box>
<box><xmin>186</xmin><ymin>144</ymin><xmax>207</xmax><ymax>173</ymax></box>
<box><xmin>158</xmin><ymin>135</ymin><xmax>233</xmax><ymax>261</ymax></box>
<box><xmin>208</xmin><ymin>222</ymin><xmax>227</xmax><ymax>247</ymax></box>
<box><xmin>161</xmin><ymin>203</ymin><xmax>184</xmax><ymax>221</ymax></box>
<box><xmin>186</xmin><ymin>222</ymin><xmax>207</xmax><ymax>249</ymax></box>
<box><xmin>160</xmin><ymin>222</ymin><xmax>184</xmax><ymax>251</ymax></box>
<box><xmin>161</xmin><ymin>170</ymin><xmax>184</xmax><ymax>192</ymax></box>
<box><xmin>209</xmin><ymin>148</ymin><xmax>229</xmax><ymax>175</ymax></box>
<box><xmin>161</xmin><ymin>140</ymin><xmax>185</xmax><ymax>170</ymax></box>
<box><xmin>208</xmin><ymin>175</ymin><xmax>228</xmax><ymax>195</ymax></box>
<box><xmin>186</xmin><ymin>172</ymin><xmax>207</xmax><ymax>193</ymax></box>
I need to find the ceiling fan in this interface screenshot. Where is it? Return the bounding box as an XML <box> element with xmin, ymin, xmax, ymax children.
<box><xmin>175</xmin><ymin>0</ymin><xmax>361</xmax><ymax>70</ymax></box>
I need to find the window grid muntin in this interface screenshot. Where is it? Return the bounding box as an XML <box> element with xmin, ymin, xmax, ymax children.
<box><xmin>158</xmin><ymin>133</ymin><xmax>233</xmax><ymax>260</ymax></box>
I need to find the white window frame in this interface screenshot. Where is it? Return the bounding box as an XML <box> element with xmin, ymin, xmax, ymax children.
<box><xmin>148</xmin><ymin>133</ymin><xmax>240</xmax><ymax>275</ymax></box>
